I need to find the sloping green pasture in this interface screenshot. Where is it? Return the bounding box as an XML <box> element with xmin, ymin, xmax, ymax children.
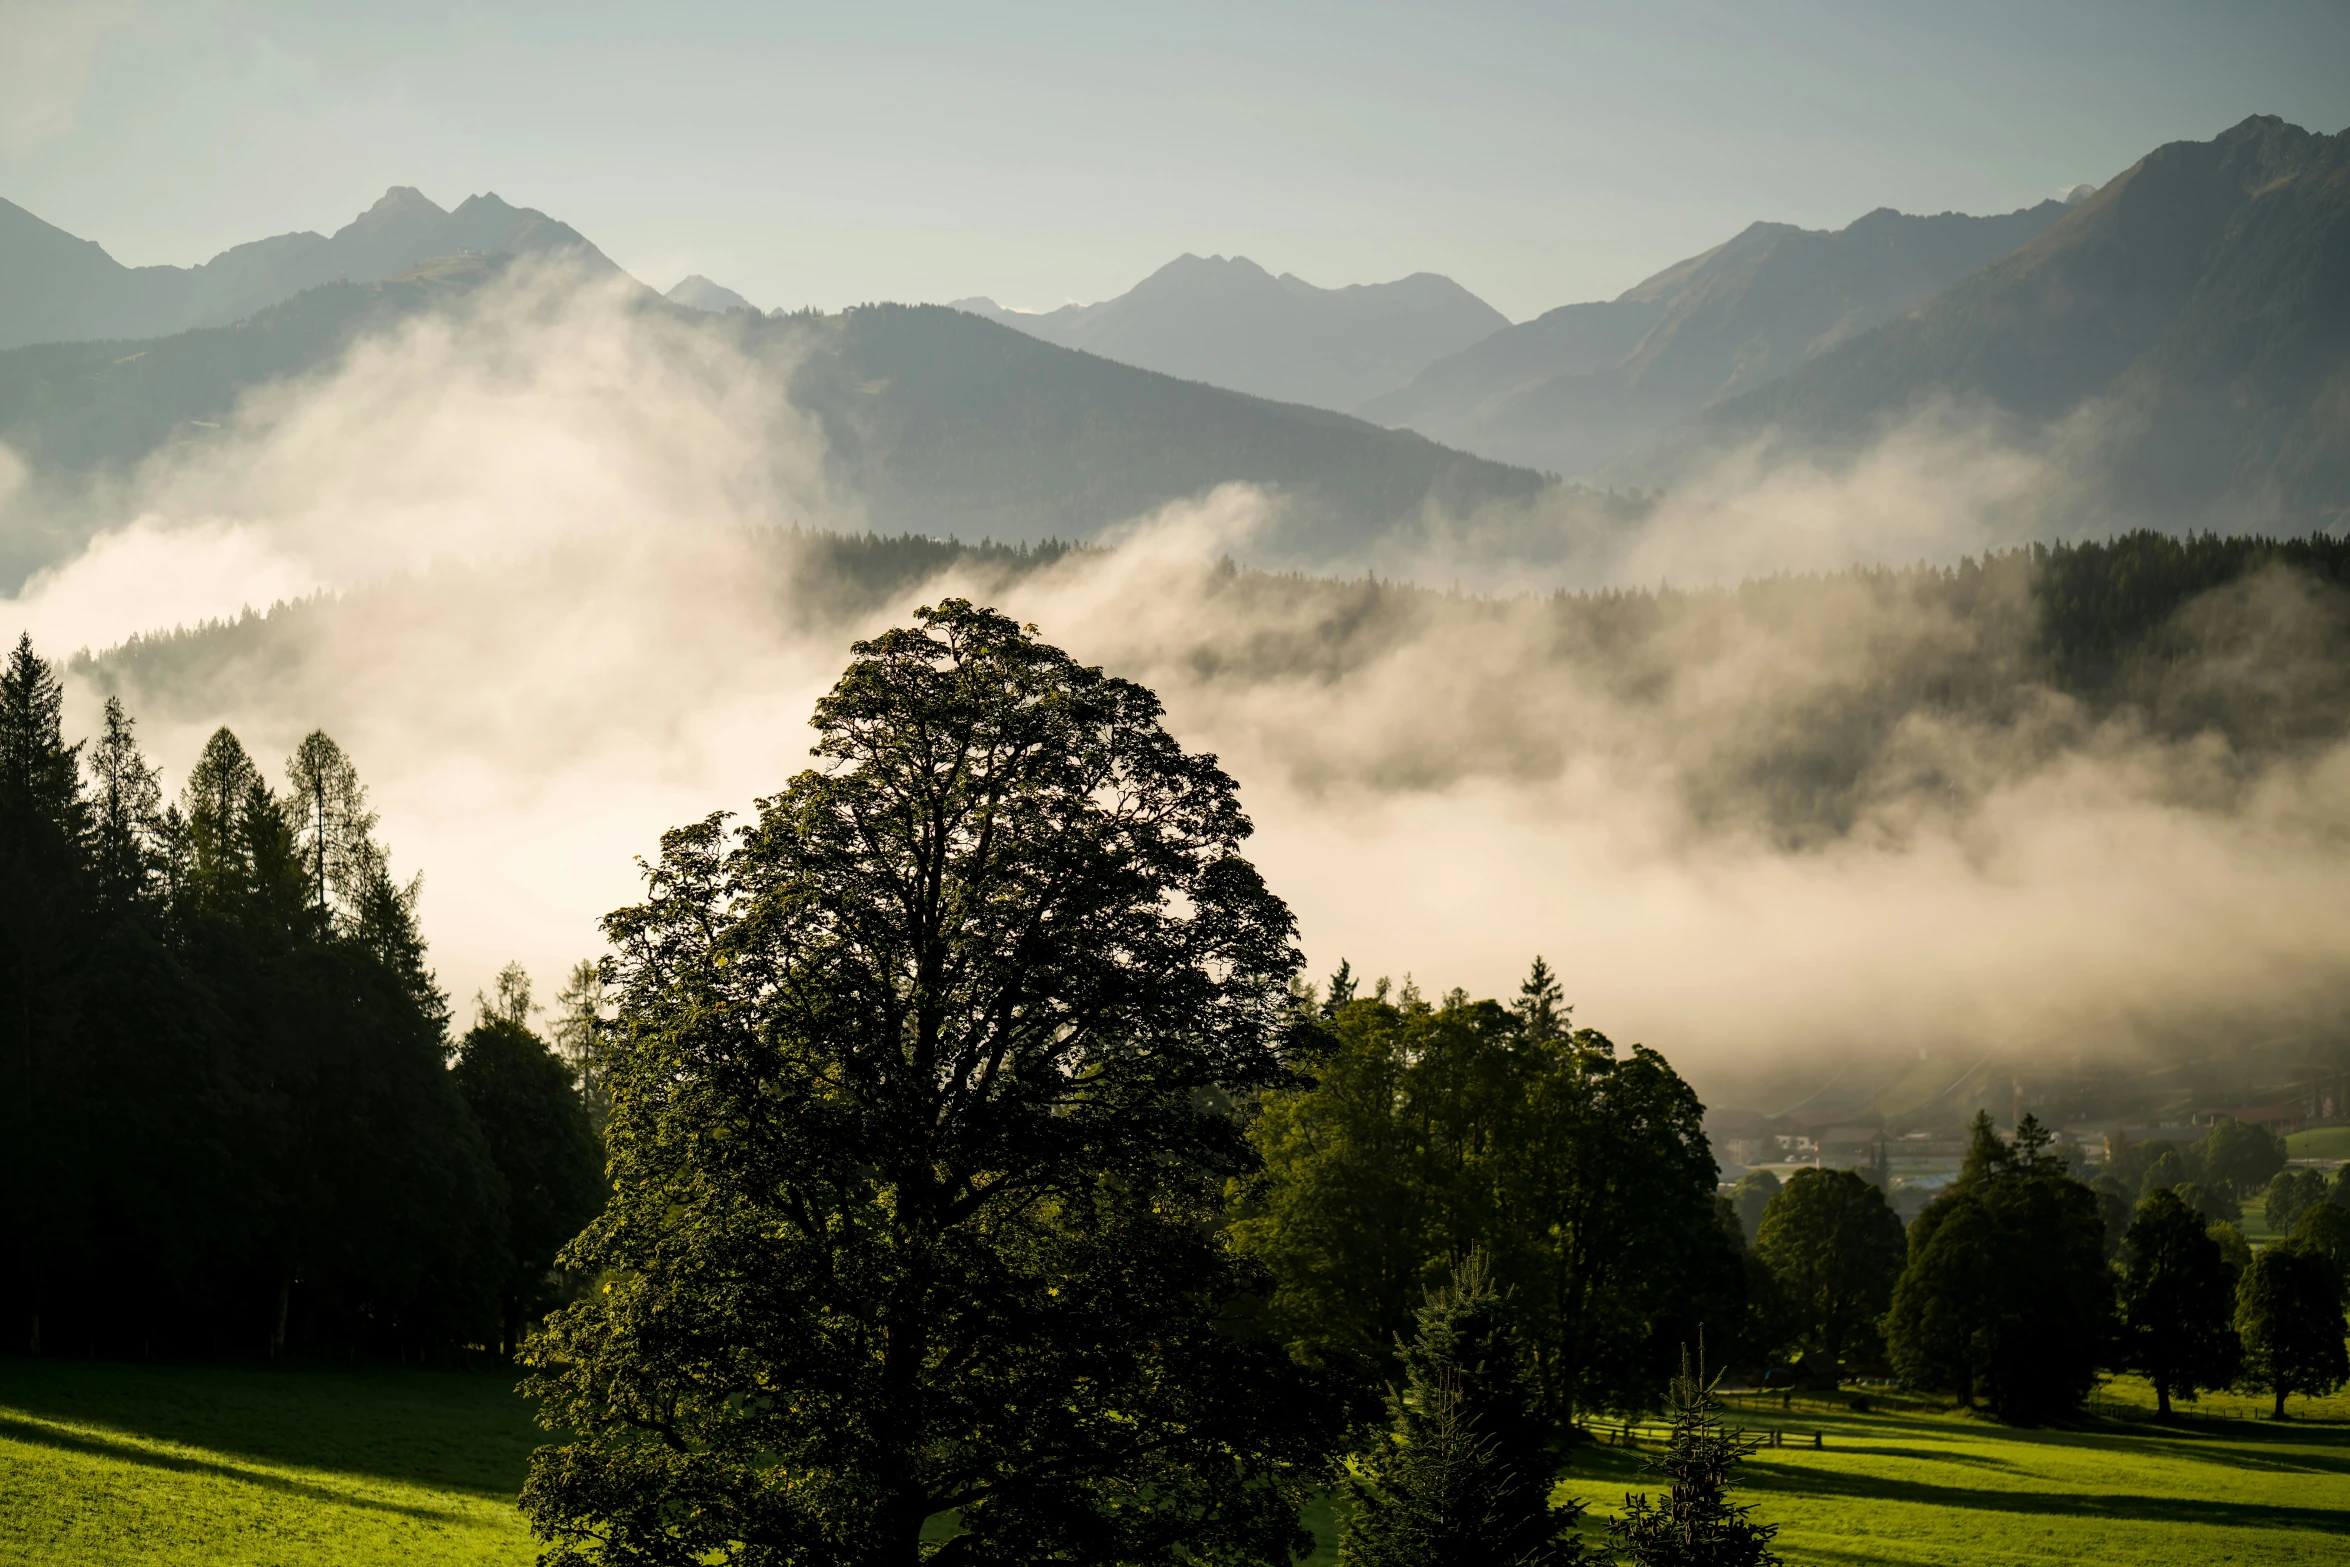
<box><xmin>0</xmin><ymin>1358</ymin><xmax>541</xmax><ymax>1566</ymax></box>
<box><xmin>1544</xmin><ymin>1377</ymin><xmax>2350</xmax><ymax>1567</ymax></box>
<box><xmin>6</xmin><ymin>1361</ymin><xmax>2346</xmax><ymax>1565</ymax></box>
<box><xmin>2286</xmin><ymin>1127</ymin><xmax>2350</xmax><ymax>1160</ymax></box>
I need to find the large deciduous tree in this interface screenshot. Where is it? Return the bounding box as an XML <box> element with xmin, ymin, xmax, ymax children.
<box><xmin>1752</xmin><ymin>1168</ymin><xmax>1904</xmax><ymax>1366</ymax></box>
<box><xmin>2117</xmin><ymin>1188</ymin><xmax>2240</xmax><ymax>1418</ymax></box>
<box><xmin>2195</xmin><ymin>1119</ymin><xmax>2287</xmax><ymax>1204</ymax></box>
<box><xmin>2235</xmin><ymin>1246</ymin><xmax>2348</xmax><ymax>1419</ymax></box>
<box><xmin>520</xmin><ymin>601</ymin><xmax>1352</xmax><ymax>1567</ymax></box>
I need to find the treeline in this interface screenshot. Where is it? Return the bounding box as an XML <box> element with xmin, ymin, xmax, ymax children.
<box><xmin>0</xmin><ymin>634</ymin><xmax>599</xmax><ymax>1360</ymax></box>
<box><xmin>1717</xmin><ymin>1114</ymin><xmax>2350</xmax><ymax>1424</ymax></box>
<box><xmin>1233</xmin><ymin>963</ymin><xmax>1745</xmax><ymax>1422</ymax></box>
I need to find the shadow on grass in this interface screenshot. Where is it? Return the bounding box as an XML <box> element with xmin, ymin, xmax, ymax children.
<box><xmin>0</xmin><ymin>1413</ymin><xmax>466</xmax><ymax>1522</ymax></box>
<box><xmin>1747</xmin><ymin>1461</ymin><xmax>2350</xmax><ymax>1532</ymax></box>
<box><xmin>1816</xmin><ymin>1444</ymin><xmax>2021</xmax><ymax>1468</ymax></box>
<box><xmin>0</xmin><ymin>1358</ymin><xmax>543</xmax><ymax>1496</ymax></box>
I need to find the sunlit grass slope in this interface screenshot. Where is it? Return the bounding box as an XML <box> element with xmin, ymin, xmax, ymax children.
<box><xmin>2287</xmin><ymin>1126</ymin><xmax>2350</xmax><ymax>1160</ymax></box>
<box><xmin>0</xmin><ymin>1359</ymin><xmax>541</xmax><ymax>1566</ymax></box>
<box><xmin>1542</xmin><ymin>1377</ymin><xmax>2350</xmax><ymax>1567</ymax></box>
<box><xmin>10</xmin><ymin>1360</ymin><xmax>2346</xmax><ymax>1565</ymax></box>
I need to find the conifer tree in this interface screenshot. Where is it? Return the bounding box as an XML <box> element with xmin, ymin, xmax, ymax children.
<box><xmin>0</xmin><ymin>635</ymin><xmax>89</xmax><ymax>1356</ymax></box>
<box><xmin>88</xmin><ymin>696</ymin><xmax>162</xmax><ymax>908</ymax></box>
<box><xmin>286</xmin><ymin>729</ymin><xmax>379</xmax><ymax>921</ymax></box>
<box><xmin>549</xmin><ymin>958</ymin><xmax>617</xmax><ymax>1139</ymax></box>
<box><xmin>1608</xmin><ymin>1344</ymin><xmax>1782</xmax><ymax>1567</ymax></box>
<box><xmin>1342</xmin><ymin>1249</ymin><xmax>1585</xmax><ymax>1567</ymax></box>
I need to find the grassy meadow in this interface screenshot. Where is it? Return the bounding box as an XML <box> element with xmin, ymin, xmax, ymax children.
<box><xmin>0</xmin><ymin>1358</ymin><xmax>542</xmax><ymax>1566</ymax></box>
<box><xmin>1542</xmin><ymin>1377</ymin><xmax>2350</xmax><ymax>1567</ymax></box>
<box><xmin>2286</xmin><ymin>1127</ymin><xmax>2350</xmax><ymax>1161</ymax></box>
<box><xmin>6</xmin><ymin>1360</ymin><xmax>2348</xmax><ymax>1565</ymax></box>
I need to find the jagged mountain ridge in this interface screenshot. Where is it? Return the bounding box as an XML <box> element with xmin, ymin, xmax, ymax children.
<box><xmin>0</xmin><ymin>270</ymin><xmax>1548</xmax><ymax>587</ymax></box>
<box><xmin>1359</xmin><ymin>197</ymin><xmax>2081</xmax><ymax>477</ymax></box>
<box><xmin>1683</xmin><ymin>115</ymin><xmax>2350</xmax><ymax>526</ymax></box>
<box><xmin>0</xmin><ymin>187</ymin><xmax>616</xmax><ymax>351</ymax></box>
<box><xmin>951</xmin><ymin>254</ymin><xmax>1509</xmax><ymax>411</ymax></box>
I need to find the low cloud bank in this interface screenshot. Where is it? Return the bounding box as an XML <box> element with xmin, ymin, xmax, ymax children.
<box><xmin>6</xmin><ymin>267</ymin><xmax>2346</xmax><ymax>1109</ymax></box>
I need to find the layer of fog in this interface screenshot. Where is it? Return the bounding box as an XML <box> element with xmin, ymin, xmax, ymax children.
<box><xmin>5</xmin><ymin>264</ymin><xmax>2347</xmax><ymax>1110</ymax></box>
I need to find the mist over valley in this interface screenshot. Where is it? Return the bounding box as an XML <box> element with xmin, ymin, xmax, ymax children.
<box><xmin>6</xmin><ymin>23</ymin><xmax>2350</xmax><ymax>1556</ymax></box>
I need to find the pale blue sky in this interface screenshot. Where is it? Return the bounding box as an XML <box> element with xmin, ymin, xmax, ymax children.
<box><xmin>4</xmin><ymin>0</ymin><xmax>2346</xmax><ymax>320</ymax></box>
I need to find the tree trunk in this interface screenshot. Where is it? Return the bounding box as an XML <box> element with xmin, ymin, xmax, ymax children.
<box><xmin>2273</xmin><ymin>1380</ymin><xmax>2288</xmax><ymax>1420</ymax></box>
<box><xmin>2155</xmin><ymin>1375</ymin><xmax>2172</xmax><ymax>1420</ymax></box>
<box><xmin>271</xmin><ymin>1272</ymin><xmax>292</xmax><ymax>1359</ymax></box>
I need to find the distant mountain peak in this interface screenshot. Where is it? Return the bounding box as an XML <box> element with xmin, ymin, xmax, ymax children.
<box><xmin>362</xmin><ymin>185</ymin><xmax>445</xmax><ymax>218</ymax></box>
<box><xmin>961</xmin><ymin>253</ymin><xmax>1509</xmax><ymax>409</ymax></box>
<box><xmin>666</xmin><ymin>275</ymin><xmax>756</xmax><ymax>313</ymax></box>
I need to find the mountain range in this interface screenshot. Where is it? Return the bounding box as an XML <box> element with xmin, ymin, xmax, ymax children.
<box><xmin>1679</xmin><ymin>115</ymin><xmax>2350</xmax><ymax>526</ymax></box>
<box><xmin>2</xmin><ymin>113</ymin><xmax>2346</xmax><ymax>570</ymax></box>
<box><xmin>951</xmin><ymin>256</ymin><xmax>1508</xmax><ymax>410</ymax></box>
<box><xmin>1356</xmin><ymin>197</ymin><xmax>2083</xmax><ymax>477</ymax></box>
<box><xmin>0</xmin><ymin>187</ymin><xmax>615</xmax><ymax>351</ymax></box>
<box><xmin>0</xmin><ymin>261</ymin><xmax>1547</xmax><ymax>587</ymax></box>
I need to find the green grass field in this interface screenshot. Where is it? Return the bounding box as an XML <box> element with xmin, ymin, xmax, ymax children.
<box><xmin>1545</xmin><ymin>1378</ymin><xmax>2350</xmax><ymax>1567</ymax></box>
<box><xmin>6</xmin><ymin>1360</ymin><xmax>2347</xmax><ymax>1564</ymax></box>
<box><xmin>2286</xmin><ymin>1127</ymin><xmax>2350</xmax><ymax>1160</ymax></box>
<box><xmin>0</xmin><ymin>1358</ymin><xmax>542</xmax><ymax>1565</ymax></box>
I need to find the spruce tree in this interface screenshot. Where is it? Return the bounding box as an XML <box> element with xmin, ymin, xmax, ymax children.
<box><xmin>1609</xmin><ymin>1345</ymin><xmax>1782</xmax><ymax>1567</ymax></box>
<box><xmin>1342</xmin><ymin>1249</ymin><xmax>1584</xmax><ymax>1567</ymax></box>
<box><xmin>88</xmin><ymin>696</ymin><xmax>162</xmax><ymax>909</ymax></box>
<box><xmin>0</xmin><ymin>634</ymin><xmax>90</xmax><ymax>1357</ymax></box>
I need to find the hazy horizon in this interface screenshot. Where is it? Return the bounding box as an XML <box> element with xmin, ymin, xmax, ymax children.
<box><xmin>6</xmin><ymin>1</ymin><xmax>2348</xmax><ymax>320</ymax></box>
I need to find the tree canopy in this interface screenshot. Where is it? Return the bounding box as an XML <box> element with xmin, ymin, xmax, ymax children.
<box><xmin>1233</xmin><ymin>959</ymin><xmax>1740</xmax><ymax>1426</ymax></box>
<box><xmin>520</xmin><ymin>600</ymin><xmax>1353</xmax><ymax>1567</ymax></box>
<box><xmin>1884</xmin><ymin>1114</ymin><xmax>2111</xmax><ymax>1421</ymax></box>
<box><xmin>1752</xmin><ymin>1168</ymin><xmax>1904</xmax><ymax>1367</ymax></box>
<box><xmin>2118</xmin><ymin>1188</ymin><xmax>2240</xmax><ymax>1418</ymax></box>
<box><xmin>0</xmin><ymin>635</ymin><xmax>520</xmax><ymax>1361</ymax></box>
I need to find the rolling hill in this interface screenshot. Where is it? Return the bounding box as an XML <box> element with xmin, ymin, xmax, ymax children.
<box><xmin>950</xmin><ymin>255</ymin><xmax>1509</xmax><ymax>411</ymax></box>
<box><xmin>1359</xmin><ymin>197</ymin><xmax>2079</xmax><ymax>477</ymax></box>
<box><xmin>0</xmin><ymin>186</ymin><xmax>616</xmax><ymax>351</ymax></box>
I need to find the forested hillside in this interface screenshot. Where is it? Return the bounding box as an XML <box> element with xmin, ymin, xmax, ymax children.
<box><xmin>79</xmin><ymin>527</ymin><xmax>2350</xmax><ymax>849</ymax></box>
<box><xmin>0</xmin><ymin>640</ymin><xmax>599</xmax><ymax>1362</ymax></box>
